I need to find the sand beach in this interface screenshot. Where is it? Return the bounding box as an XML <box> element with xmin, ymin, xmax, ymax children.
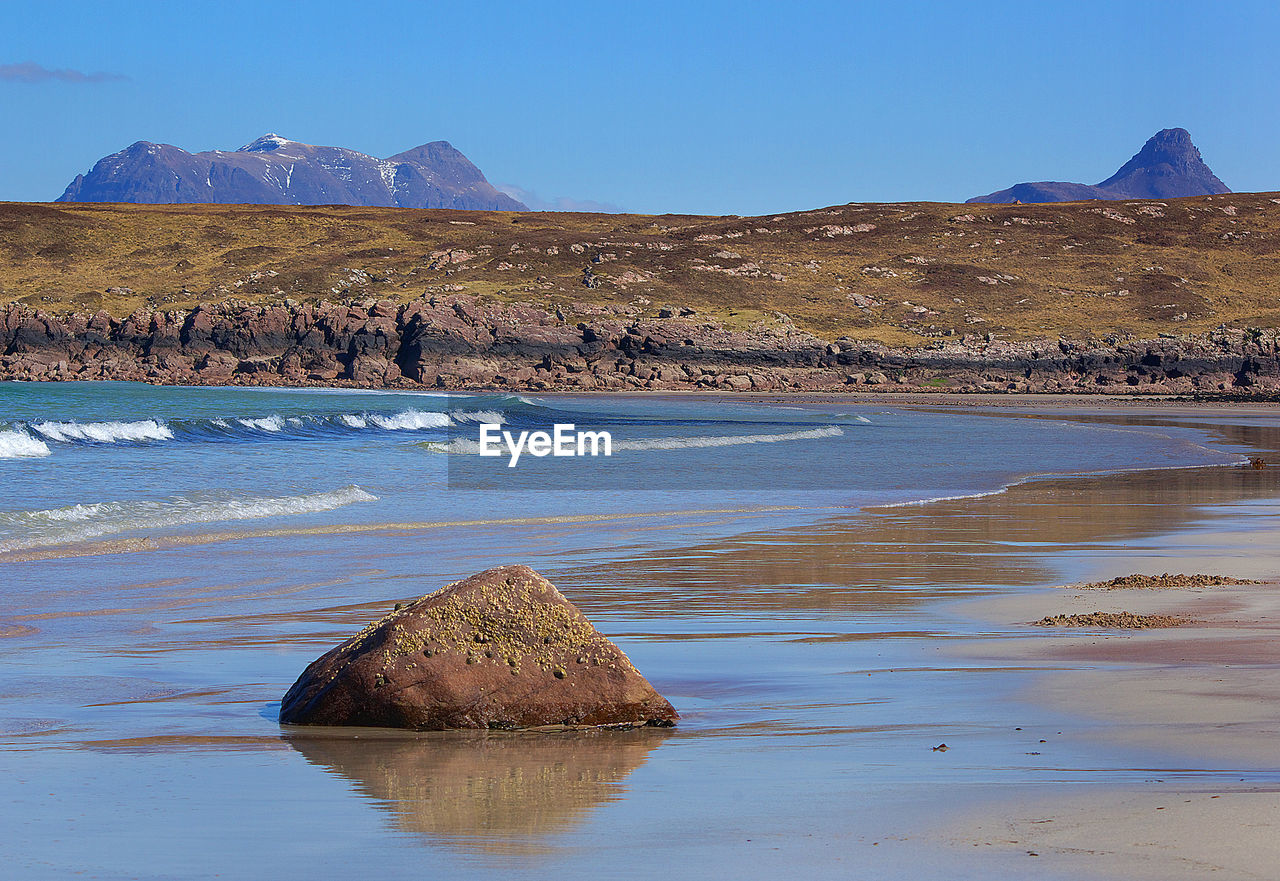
<box><xmin>1</xmin><ymin>387</ymin><xmax>1278</xmax><ymax>879</ymax></box>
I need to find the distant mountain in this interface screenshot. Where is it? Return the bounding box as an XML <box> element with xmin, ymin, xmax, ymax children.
<box><xmin>57</xmin><ymin>134</ymin><xmax>527</xmax><ymax>210</ymax></box>
<box><xmin>967</xmin><ymin>128</ymin><xmax>1230</xmax><ymax>204</ymax></box>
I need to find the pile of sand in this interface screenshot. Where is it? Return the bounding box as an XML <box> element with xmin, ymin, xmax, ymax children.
<box><xmin>1033</xmin><ymin>611</ymin><xmax>1190</xmax><ymax>629</ymax></box>
<box><xmin>1074</xmin><ymin>572</ymin><xmax>1261</xmax><ymax>590</ymax></box>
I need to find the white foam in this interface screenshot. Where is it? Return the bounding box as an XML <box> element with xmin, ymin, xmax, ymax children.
<box><xmin>614</xmin><ymin>425</ymin><xmax>844</xmax><ymax>450</ymax></box>
<box><xmin>0</xmin><ymin>485</ymin><xmax>378</xmax><ymax>552</ymax></box>
<box><xmin>21</xmin><ymin>501</ymin><xmax>113</xmax><ymax>522</ymax></box>
<box><xmin>428</xmin><ymin>425</ymin><xmax>844</xmax><ymax>455</ymax></box>
<box><xmin>873</xmin><ymin>487</ymin><xmax>1012</xmax><ymax>508</ymax></box>
<box><xmin>367</xmin><ymin>410</ymin><xmax>450</xmax><ymax>431</ymax></box>
<box><xmin>237</xmin><ymin>416</ymin><xmax>285</xmax><ymax>432</ymax></box>
<box><xmin>449</xmin><ymin>409</ymin><xmax>506</xmax><ymax>425</ymax></box>
<box><xmin>31</xmin><ymin>419</ymin><xmax>174</xmax><ymax>444</ymax></box>
<box><xmin>0</xmin><ymin>429</ymin><xmax>52</xmax><ymax>459</ymax></box>
<box><xmin>338</xmin><ymin>414</ymin><xmax>368</xmax><ymax>429</ymax></box>
<box><xmin>423</xmin><ymin>438</ymin><xmax>481</xmax><ymax>454</ymax></box>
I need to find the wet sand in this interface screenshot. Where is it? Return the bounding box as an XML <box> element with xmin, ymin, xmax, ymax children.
<box><xmin>935</xmin><ymin>506</ymin><xmax>1280</xmax><ymax>877</ymax></box>
<box><xmin>593</xmin><ymin>400</ymin><xmax>1280</xmax><ymax>879</ymax></box>
<box><xmin>3</xmin><ymin>400</ymin><xmax>1280</xmax><ymax>879</ymax></box>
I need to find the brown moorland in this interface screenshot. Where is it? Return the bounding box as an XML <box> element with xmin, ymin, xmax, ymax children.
<box><xmin>3</xmin><ymin>193</ymin><xmax>1280</xmax><ymax>344</ymax></box>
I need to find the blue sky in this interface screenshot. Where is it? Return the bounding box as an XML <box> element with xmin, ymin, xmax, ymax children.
<box><xmin>1</xmin><ymin>0</ymin><xmax>1277</xmax><ymax>214</ymax></box>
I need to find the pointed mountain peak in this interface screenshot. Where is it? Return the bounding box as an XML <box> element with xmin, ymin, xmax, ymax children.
<box><xmin>1143</xmin><ymin>127</ymin><xmax>1196</xmax><ymax>153</ymax></box>
<box><xmin>968</xmin><ymin>127</ymin><xmax>1229</xmax><ymax>204</ymax></box>
<box><xmin>1098</xmin><ymin>128</ymin><xmax>1217</xmax><ymax>184</ymax></box>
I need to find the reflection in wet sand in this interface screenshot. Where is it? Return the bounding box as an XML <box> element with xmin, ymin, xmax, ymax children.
<box><xmin>0</xmin><ymin>505</ymin><xmax>819</xmax><ymax>563</ymax></box>
<box><xmin>555</xmin><ymin>463</ymin><xmax>1280</xmax><ymax>618</ymax></box>
<box><xmin>286</xmin><ymin>728</ymin><xmax>669</xmax><ymax>853</ymax></box>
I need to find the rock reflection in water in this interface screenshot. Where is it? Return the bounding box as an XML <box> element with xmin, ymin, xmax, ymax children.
<box><xmin>285</xmin><ymin>728</ymin><xmax>669</xmax><ymax>853</ymax></box>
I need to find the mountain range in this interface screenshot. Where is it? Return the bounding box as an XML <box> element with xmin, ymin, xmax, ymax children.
<box><xmin>54</xmin><ymin>127</ymin><xmax>1234</xmax><ymax>211</ymax></box>
<box><xmin>56</xmin><ymin>134</ymin><xmax>527</xmax><ymax>210</ymax></box>
<box><xmin>968</xmin><ymin>128</ymin><xmax>1229</xmax><ymax>204</ymax></box>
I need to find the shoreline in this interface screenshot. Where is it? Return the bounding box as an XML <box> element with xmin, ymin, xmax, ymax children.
<box><xmin>2</xmin><ymin>389</ymin><xmax>1271</xmax><ymax>559</ymax></box>
<box><xmin>9</xmin><ymin>377</ymin><xmax>1280</xmax><ymax>409</ymax></box>
<box><xmin>569</xmin><ymin>421</ymin><xmax>1280</xmax><ymax>879</ymax></box>
<box><xmin>923</xmin><ymin>428</ymin><xmax>1280</xmax><ymax>877</ymax></box>
<box><xmin>4</xmin><ymin>391</ymin><xmax>1280</xmax><ymax>879</ymax></box>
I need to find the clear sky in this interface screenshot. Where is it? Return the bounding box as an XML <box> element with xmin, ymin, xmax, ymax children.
<box><xmin>1</xmin><ymin>0</ymin><xmax>1277</xmax><ymax>215</ymax></box>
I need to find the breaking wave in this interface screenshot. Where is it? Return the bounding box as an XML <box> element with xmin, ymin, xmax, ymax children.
<box><xmin>364</xmin><ymin>411</ymin><xmax>451</xmax><ymax>431</ymax></box>
<box><xmin>0</xmin><ymin>430</ymin><xmax>51</xmax><ymax>459</ymax></box>
<box><xmin>449</xmin><ymin>409</ymin><xmax>506</xmax><ymax>425</ymax></box>
<box><xmin>31</xmin><ymin>419</ymin><xmax>174</xmax><ymax>444</ymax></box>
<box><xmin>236</xmin><ymin>416</ymin><xmax>287</xmax><ymax>432</ymax></box>
<box><xmin>425</xmin><ymin>425</ymin><xmax>844</xmax><ymax>455</ymax></box>
<box><xmin>4</xmin><ymin>406</ymin><xmax>514</xmax><ymax>456</ymax></box>
<box><xmin>0</xmin><ymin>485</ymin><xmax>379</xmax><ymax>552</ymax></box>
<box><xmin>613</xmin><ymin>426</ymin><xmax>844</xmax><ymax>450</ymax></box>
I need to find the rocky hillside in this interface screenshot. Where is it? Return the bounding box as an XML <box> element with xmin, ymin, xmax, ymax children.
<box><xmin>968</xmin><ymin>128</ymin><xmax>1230</xmax><ymax>204</ymax></box>
<box><xmin>3</xmin><ymin>193</ymin><xmax>1280</xmax><ymax>394</ymax></box>
<box><xmin>57</xmin><ymin>134</ymin><xmax>526</xmax><ymax>211</ymax></box>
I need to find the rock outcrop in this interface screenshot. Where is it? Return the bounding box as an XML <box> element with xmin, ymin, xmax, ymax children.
<box><xmin>3</xmin><ymin>296</ymin><xmax>1279</xmax><ymax>396</ymax></box>
<box><xmin>279</xmin><ymin>565</ymin><xmax>678</xmax><ymax>730</ymax></box>
<box><xmin>969</xmin><ymin>128</ymin><xmax>1230</xmax><ymax>204</ymax></box>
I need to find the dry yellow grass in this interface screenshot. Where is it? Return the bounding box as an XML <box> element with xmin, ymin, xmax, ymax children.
<box><xmin>3</xmin><ymin>192</ymin><xmax>1279</xmax><ymax>342</ymax></box>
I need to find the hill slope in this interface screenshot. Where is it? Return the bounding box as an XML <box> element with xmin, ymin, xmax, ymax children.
<box><xmin>968</xmin><ymin>128</ymin><xmax>1230</xmax><ymax>204</ymax></box>
<box><xmin>4</xmin><ymin>195</ymin><xmax>1280</xmax><ymax>393</ymax></box>
<box><xmin>56</xmin><ymin>134</ymin><xmax>527</xmax><ymax>211</ymax></box>
<box><xmin>3</xmin><ymin>193</ymin><xmax>1280</xmax><ymax>344</ymax></box>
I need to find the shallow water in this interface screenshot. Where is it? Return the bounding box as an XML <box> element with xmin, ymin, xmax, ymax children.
<box><xmin>1</xmin><ymin>383</ymin><xmax>1277</xmax><ymax>879</ymax></box>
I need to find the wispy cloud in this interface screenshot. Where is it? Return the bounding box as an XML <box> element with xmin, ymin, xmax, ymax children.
<box><xmin>0</xmin><ymin>61</ymin><xmax>128</xmax><ymax>84</ymax></box>
<box><xmin>497</xmin><ymin>183</ymin><xmax>623</xmax><ymax>214</ymax></box>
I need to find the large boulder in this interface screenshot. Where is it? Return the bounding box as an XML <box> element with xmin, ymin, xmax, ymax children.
<box><xmin>279</xmin><ymin>565</ymin><xmax>678</xmax><ymax>730</ymax></box>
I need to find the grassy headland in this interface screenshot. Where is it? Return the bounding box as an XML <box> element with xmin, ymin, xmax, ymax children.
<box><xmin>4</xmin><ymin>193</ymin><xmax>1280</xmax><ymax>343</ymax></box>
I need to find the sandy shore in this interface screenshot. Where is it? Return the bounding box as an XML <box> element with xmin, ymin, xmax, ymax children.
<box><xmin>936</xmin><ymin>510</ymin><xmax>1280</xmax><ymax>879</ymax></box>
<box><xmin>571</xmin><ymin>390</ymin><xmax>1280</xmax><ymax>412</ymax></box>
<box><xmin>5</xmin><ymin>390</ymin><xmax>1279</xmax><ymax>879</ymax></box>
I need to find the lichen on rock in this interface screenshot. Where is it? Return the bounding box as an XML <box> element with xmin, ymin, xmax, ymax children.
<box><xmin>279</xmin><ymin>564</ymin><xmax>678</xmax><ymax>730</ymax></box>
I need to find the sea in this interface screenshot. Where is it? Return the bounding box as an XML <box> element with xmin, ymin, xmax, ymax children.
<box><xmin>1</xmin><ymin>381</ymin><xmax>1277</xmax><ymax>879</ymax></box>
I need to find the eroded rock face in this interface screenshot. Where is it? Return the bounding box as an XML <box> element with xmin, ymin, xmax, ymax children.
<box><xmin>279</xmin><ymin>565</ymin><xmax>678</xmax><ymax>730</ymax></box>
<box><xmin>5</xmin><ymin>295</ymin><xmax>1280</xmax><ymax>394</ymax></box>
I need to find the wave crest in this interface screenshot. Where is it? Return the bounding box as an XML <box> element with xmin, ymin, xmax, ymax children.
<box><xmin>614</xmin><ymin>426</ymin><xmax>844</xmax><ymax>450</ymax></box>
<box><xmin>366</xmin><ymin>410</ymin><xmax>451</xmax><ymax>431</ymax></box>
<box><xmin>449</xmin><ymin>409</ymin><xmax>507</xmax><ymax>425</ymax></box>
<box><xmin>237</xmin><ymin>416</ymin><xmax>286</xmax><ymax>432</ymax></box>
<box><xmin>31</xmin><ymin>419</ymin><xmax>174</xmax><ymax>444</ymax></box>
<box><xmin>0</xmin><ymin>485</ymin><xmax>378</xmax><ymax>552</ymax></box>
<box><xmin>424</xmin><ymin>425</ymin><xmax>844</xmax><ymax>455</ymax></box>
<box><xmin>0</xmin><ymin>430</ymin><xmax>52</xmax><ymax>459</ymax></box>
